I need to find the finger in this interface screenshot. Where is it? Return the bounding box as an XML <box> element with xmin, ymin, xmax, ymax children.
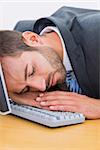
<box><xmin>40</xmin><ymin>91</ymin><xmax>82</xmax><ymax>99</ymax></box>
<box><xmin>49</xmin><ymin>105</ymin><xmax>77</xmax><ymax>112</ymax></box>
<box><xmin>40</xmin><ymin>91</ymin><xmax>81</xmax><ymax>97</ymax></box>
<box><xmin>40</xmin><ymin>100</ymin><xmax>75</xmax><ymax>107</ymax></box>
<box><xmin>40</xmin><ymin>91</ymin><xmax>68</xmax><ymax>96</ymax></box>
<box><xmin>36</xmin><ymin>94</ymin><xmax>79</xmax><ymax>102</ymax></box>
<box><xmin>39</xmin><ymin>91</ymin><xmax>68</xmax><ymax>97</ymax></box>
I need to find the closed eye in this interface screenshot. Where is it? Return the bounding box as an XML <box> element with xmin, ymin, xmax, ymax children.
<box><xmin>14</xmin><ymin>86</ymin><xmax>30</xmax><ymax>95</ymax></box>
<box><xmin>18</xmin><ymin>67</ymin><xmax>35</xmax><ymax>95</ymax></box>
<box><xmin>29</xmin><ymin>66</ymin><xmax>35</xmax><ymax>77</ymax></box>
<box><xmin>19</xmin><ymin>86</ymin><xmax>30</xmax><ymax>94</ymax></box>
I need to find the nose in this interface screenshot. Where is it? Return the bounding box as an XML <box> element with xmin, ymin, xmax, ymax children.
<box><xmin>27</xmin><ymin>76</ymin><xmax>47</xmax><ymax>92</ymax></box>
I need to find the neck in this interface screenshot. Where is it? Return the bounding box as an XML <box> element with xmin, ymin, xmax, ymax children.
<box><xmin>41</xmin><ymin>32</ymin><xmax>63</xmax><ymax>60</ymax></box>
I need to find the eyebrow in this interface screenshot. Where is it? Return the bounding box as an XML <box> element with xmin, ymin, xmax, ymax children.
<box><xmin>25</xmin><ymin>64</ymin><xmax>28</xmax><ymax>81</ymax></box>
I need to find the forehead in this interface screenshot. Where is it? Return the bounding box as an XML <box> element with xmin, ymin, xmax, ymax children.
<box><xmin>2</xmin><ymin>55</ymin><xmax>25</xmax><ymax>78</ymax></box>
<box><xmin>1</xmin><ymin>55</ymin><xmax>26</xmax><ymax>92</ymax></box>
<box><xmin>2</xmin><ymin>50</ymin><xmax>50</xmax><ymax>70</ymax></box>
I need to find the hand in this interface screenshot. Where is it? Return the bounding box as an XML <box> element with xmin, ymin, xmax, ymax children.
<box><xmin>9</xmin><ymin>91</ymin><xmax>42</xmax><ymax>108</ymax></box>
<box><xmin>36</xmin><ymin>91</ymin><xmax>100</xmax><ymax>119</ymax></box>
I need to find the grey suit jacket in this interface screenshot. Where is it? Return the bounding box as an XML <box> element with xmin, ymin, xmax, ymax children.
<box><xmin>14</xmin><ymin>6</ymin><xmax>100</xmax><ymax>98</ymax></box>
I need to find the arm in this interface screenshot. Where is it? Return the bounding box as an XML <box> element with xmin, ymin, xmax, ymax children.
<box><xmin>36</xmin><ymin>91</ymin><xmax>100</xmax><ymax>119</ymax></box>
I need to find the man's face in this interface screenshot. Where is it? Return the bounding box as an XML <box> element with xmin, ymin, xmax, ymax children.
<box><xmin>2</xmin><ymin>49</ymin><xmax>66</xmax><ymax>96</ymax></box>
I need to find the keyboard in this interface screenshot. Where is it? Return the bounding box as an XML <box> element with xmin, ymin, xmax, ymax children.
<box><xmin>10</xmin><ymin>101</ymin><xmax>85</xmax><ymax>127</ymax></box>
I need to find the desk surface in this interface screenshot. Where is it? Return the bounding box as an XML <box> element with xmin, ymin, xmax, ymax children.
<box><xmin>0</xmin><ymin>115</ymin><xmax>100</xmax><ymax>150</ymax></box>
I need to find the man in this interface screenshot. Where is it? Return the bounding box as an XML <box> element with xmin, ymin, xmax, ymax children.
<box><xmin>0</xmin><ymin>6</ymin><xmax>100</xmax><ymax>119</ymax></box>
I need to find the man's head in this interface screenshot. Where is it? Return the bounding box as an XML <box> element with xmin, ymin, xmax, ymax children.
<box><xmin>0</xmin><ymin>30</ymin><xmax>66</xmax><ymax>98</ymax></box>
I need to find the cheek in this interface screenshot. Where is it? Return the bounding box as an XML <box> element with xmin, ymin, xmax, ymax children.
<box><xmin>36</xmin><ymin>65</ymin><xmax>53</xmax><ymax>75</ymax></box>
<box><xmin>33</xmin><ymin>53</ymin><xmax>55</xmax><ymax>74</ymax></box>
<box><xmin>5</xmin><ymin>77</ymin><xmax>15</xmax><ymax>93</ymax></box>
<box><xmin>35</xmin><ymin>61</ymin><xmax>53</xmax><ymax>74</ymax></box>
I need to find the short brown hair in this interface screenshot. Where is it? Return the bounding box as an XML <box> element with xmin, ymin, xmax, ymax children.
<box><xmin>0</xmin><ymin>30</ymin><xmax>36</xmax><ymax>57</ymax></box>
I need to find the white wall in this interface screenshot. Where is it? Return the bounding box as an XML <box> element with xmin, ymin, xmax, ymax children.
<box><xmin>0</xmin><ymin>0</ymin><xmax>100</xmax><ymax>30</ymax></box>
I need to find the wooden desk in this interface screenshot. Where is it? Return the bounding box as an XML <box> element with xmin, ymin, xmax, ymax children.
<box><xmin>0</xmin><ymin>115</ymin><xmax>100</xmax><ymax>150</ymax></box>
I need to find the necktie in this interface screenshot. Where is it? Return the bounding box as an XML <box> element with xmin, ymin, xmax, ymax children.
<box><xmin>66</xmin><ymin>71</ymin><xmax>82</xmax><ymax>94</ymax></box>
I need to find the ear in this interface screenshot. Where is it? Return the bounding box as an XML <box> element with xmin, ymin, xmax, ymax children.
<box><xmin>22</xmin><ymin>31</ymin><xmax>43</xmax><ymax>47</ymax></box>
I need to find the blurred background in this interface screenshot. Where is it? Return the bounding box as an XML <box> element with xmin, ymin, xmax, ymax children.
<box><xmin>0</xmin><ymin>0</ymin><xmax>100</xmax><ymax>30</ymax></box>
